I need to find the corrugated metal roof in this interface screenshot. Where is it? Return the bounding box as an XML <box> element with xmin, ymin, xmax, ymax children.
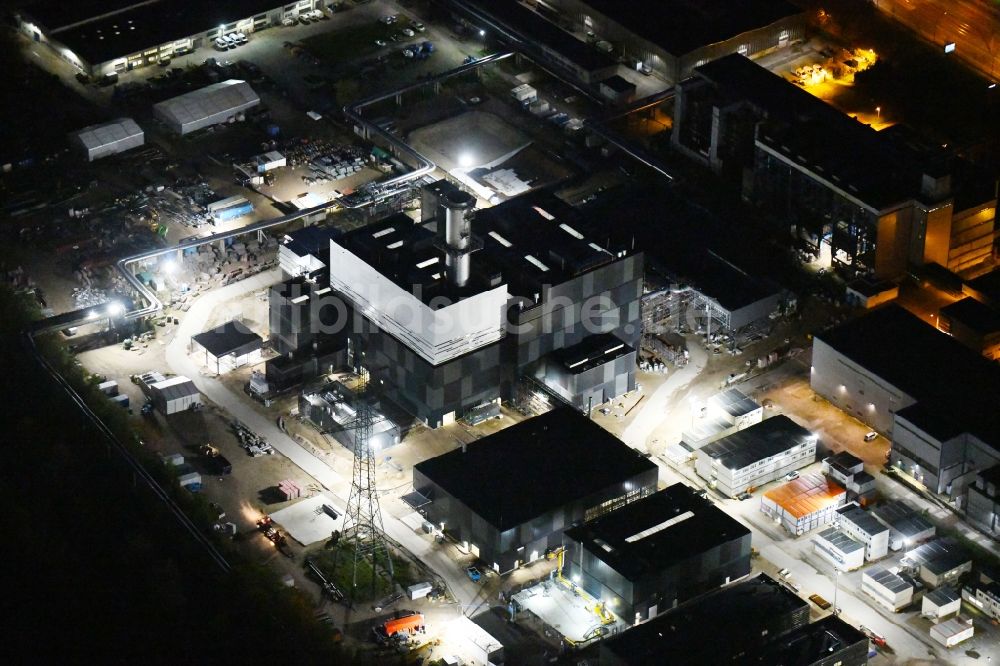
<box><xmin>764</xmin><ymin>472</ymin><xmax>844</xmax><ymax>519</ymax></box>
<box><xmin>153</xmin><ymin>80</ymin><xmax>259</xmax><ymax>132</ymax></box>
<box><xmin>75</xmin><ymin>117</ymin><xmax>144</xmax><ymax>151</ymax></box>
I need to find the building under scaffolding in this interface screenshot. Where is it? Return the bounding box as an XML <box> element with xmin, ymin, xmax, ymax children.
<box><xmin>299</xmin><ymin>379</ymin><xmax>400</xmax><ymax>454</ymax></box>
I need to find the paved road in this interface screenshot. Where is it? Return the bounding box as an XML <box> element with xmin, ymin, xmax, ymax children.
<box><xmin>163</xmin><ymin>269</ymin><xmax>482</xmax><ymax>609</ymax></box>
<box><xmin>621</xmin><ymin>335</ymin><xmax>707</xmax><ymax>449</ymax></box>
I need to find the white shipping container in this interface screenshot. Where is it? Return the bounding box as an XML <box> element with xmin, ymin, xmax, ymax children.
<box><xmin>408</xmin><ymin>582</ymin><xmax>433</xmax><ymax>600</ymax></box>
<box><xmin>178</xmin><ymin>471</ymin><xmax>202</xmax><ymax>487</ymax></box>
<box><xmin>98</xmin><ymin>380</ymin><xmax>119</xmax><ymax>396</ymax></box>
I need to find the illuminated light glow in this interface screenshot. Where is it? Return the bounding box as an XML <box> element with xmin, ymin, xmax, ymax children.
<box><xmin>479</xmin><ymin>29</ymin><xmax>486</xmax><ymax>37</ymax></box>
<box><xmin>106</xmin><ymin>301</ymin><xmax>125</xmax><ymax>316</ymax></box>
<box><xmin>458</xmin><ymin>152</ymin><xmax>475</xmax><ymax>168</ymax></box>
<box><xmin>161</xmin><ymin>259</ymin><xmax>178</xmax><ymax>274</ymax></box>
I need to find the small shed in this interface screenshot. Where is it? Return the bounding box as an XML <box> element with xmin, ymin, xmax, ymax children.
<box><xmin>930</xmin><ymin>617</ymin><xmax>974</xmax><ymax>647</ymax></box>
<box><xmin>150</xmin><ymin>376</ymin><xmax>201</xmax><ymax>414</ymax></box>
<box><xmin>922</xmin><ymin>586</ymin><xmax>961</xmax><ymax>622</ymax></box>
<box><xmin>192</xmin><ymin>320</ymin><xmax>263</xmax><ymax>373</ymax></box>
<box><xmin>599</xmin><ymin>75</ymin><xmax>637</xmax><ymax>105</ymax></box>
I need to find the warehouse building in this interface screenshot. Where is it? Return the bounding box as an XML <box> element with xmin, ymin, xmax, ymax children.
<box><xmin>192</xmin><ymin>320</ymin><xmax>263</xmax><ymax>374</ymax></box>
<box><xmin>922</xmin><ymin>586</ymin><xmax>961</xmax><ymax>622</ymax></box>
<box><xmin>870</xmin><ymin>500</ymin><xmax>936</xmax><ymax>552</ymax></box>
<box><xmin>72</xmin><ymin>118</ymin><xmax>144</xmax><ymax>162</ymax></box>
<box><xmin>137</xmin><ymin>372</ymin><xmax>202</xmax><ymax>415</ymax></box>
<box><xmin>412</xmin><ymin>408</ymin><xmax>657</xmax><ymax>573</ymax></box>
<box><xmin>835</xmin><ymin>503</ymin><xmax>889</xmax><ymax>561</ymax></box>
<box><xmin>695</xmin><ymin>415</ymin><xmax>816</xmax><ymax>497</ymax></box>
<box><xmin>678</xmin><ymin>388</ymin><xmax>763</xmax><ymax>455</ymax></box>
<box><xmin>532</xmin><ymin>0</ymin><xmax>804</xmax><ymax>84</ymax></box>
<box><xmin>811</xmin><ymin>305</ymin><xmax>1000</xmax><ymax>500</ymax></box>
<box><xmin>562</xmin><ymin>483</ymin><xmax>751</xmax><ymax>623</ymax></box>
<box><xmin>153</xmin><ymin>80</ymin><xmax>260</xmax><ymax>135</ymax></box>
<box><xmin>761</xmin><ymin>473</ymin><xmax>846</xmax><ymax>536</ymax></box>
<box><xmin>269</xmin><ymin>184</ymin><xmax>643</xmax><ymax>427</ymax></box>
<box><xmin>16</xmin><ymin>0</ymin><xmax>320</xmax><ymax>78</ymax></box>
<box><xmin>902</xmin><ymin>538</ymin><xmax>973</xmax><ymax>589</ymax></box>
<box><xmin>861</xmin><ymin>566</ymin><xmax>914</xmax><ymax>612</ymax></box>
<box><xmin>599</xmin><ymin>574</ymin><xmax>875</xmax><ymax>666</ymax></box>
<box><xmin>967</xmin><ymin>465</ymin><xmax>1000</xmax><ymax>536</ymax></box>
<box><xmin>673</xmin><ymin>55</ymin><xmax>998</xmax><ymax>278</ymax></box>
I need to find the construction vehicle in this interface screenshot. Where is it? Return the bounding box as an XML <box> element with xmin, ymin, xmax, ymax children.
<box><xmin>372</xmin><ymin>612</ymin><xmax>424</xmax><ymax>643</ymax></box>
<box><xmin>858</xmin><ymin>625</ymin><xmax>887</xmax><ymax>648</ymax></box>
<box><xmin>199</xmin><ymin>442</ymin><xmax>232</xmax><ymax>475</ymax></box>
<box><xmin>256</xmin><ymin>516</ymin><xmax>288</xmax><ymax>549</ymax></box>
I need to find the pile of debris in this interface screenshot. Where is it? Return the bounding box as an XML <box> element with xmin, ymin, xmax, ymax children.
<box><xmin>232</xmin><ymin>419</ymin><xmax>274</xmax><ymax>457</ymax></box>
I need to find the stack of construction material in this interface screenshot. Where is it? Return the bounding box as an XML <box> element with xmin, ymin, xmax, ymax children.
<box><xmin>278</xmin><ymin>479</ymin><xmax>302</xmax><ymax>501</ymax></box>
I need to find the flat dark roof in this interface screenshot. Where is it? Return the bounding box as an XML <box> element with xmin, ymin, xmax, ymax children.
<box><xmin>818</xmin><ymin>305</ymin><xmax>1000</xmax><ymax>445</ymax></box>
<box><xmin>699</xmin><ymin>415</ymin><xmax>813</xmax><ymax>470</ymax></box>
<box><xmin>696</xmin><ymin>55</ymin><xmax>924</xmax><ymax>210</ymax></box>
<box><xmin>600</xmin><ymin>573</ymin><xmax>808</xmax><ymax>665</ymax></box>
<box><xmin>283</xmin><ymin>225</ymin><xmax>340</xmax><ymax>262</ymax></box>
<box><xmin>192</xmin><ymin>320</ymin><xmax>263</xmax><ymax>358</ymax></box>
<box><xmin>464</xmin><ymin>0</ymin><xmax>617</xmax><ymax>72</ymax></box>
<box><xmin>905</xmin><ymin>538</ymin><xmax>971</xmax><ymax>575</ymax></box>
<box><xmin>551</xmin><ymin>333</ymin><xmax>634</xmax><ymax>375</ymax></box>
<box><xmin>746</xmin><ymin>615</ymin><xmax>867</xmax><ymax>665</ymax></box>
<box><xmin>564</xmin><ymin>484</ymin><xmax>750</xmax><ymax>581</ymax></box>
<box><xmin>600</xmin><ymin>74</ymin><xmax>635</xmax><ymax>93</ymax></box>
<box><xmin>941</xmin><ymin>298</ymin><xmax>1000</xmax><ymax>334</ymax></box>
<box><xmin>967</xmin><ymin>271</ymin><xmax>1000</xmax><ymax>307</ymax></box>
<box><xmin>28</xmin><ymin>0</ymin><xmax>284</xmax><ymax>65</ymax></box>
<box><xmin>584</xmin><ymin>0</ymin><xmax>801</xmax><ymax>57</ymax></box>
<box><xmin>415</xmin><ymin>408</ymin><xmax>656</xmax><ymax>530</ymax></box>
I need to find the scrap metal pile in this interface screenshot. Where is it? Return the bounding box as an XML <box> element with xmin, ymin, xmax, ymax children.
<box><xmin>232</xmin><ymin>419</ymin><xmax>274</xmax><ymax>457</ymax></box>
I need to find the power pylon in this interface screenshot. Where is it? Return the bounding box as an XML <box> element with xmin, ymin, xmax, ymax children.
<box><xmin>338</xmin><ymin>366</ymin><xmax>394</xmax><ymax>602</ymax></box>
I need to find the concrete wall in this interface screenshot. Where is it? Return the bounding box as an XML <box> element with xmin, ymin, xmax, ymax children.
<box><xmin>809</xmin><ymin>337</ymin><xmax>915</xmax><ymax>437</ymax></box>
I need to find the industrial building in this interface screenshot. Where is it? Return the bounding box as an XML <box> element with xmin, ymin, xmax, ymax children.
<box><xmin>902</xmin><ymin>538</ymin><xmax>973</xmax><ymax>589</ymax></box>
<box><xmin>298</xmin><ymin>380</ymin><xmax>400</xmax><ymax>454</ymax></box>
<box><xmin>268</xmin><ymin>183</ymin><xmax>643</xmax><ymax>427</ymax></box>
<box><xmin>412</xmin><ymin>408</ymin><xmax>658</xmax><ymax>573</ymax></box>
<box><xmin>512</xmin><ymin>0</ymin><xmax>804</xmax><ymax>84</ymax></box>
<box><xmin>16</xmin><ymin>0</ymin><xmax>321</xmax><ymax>78</ymax></box>
<box><xmin>835</xmin><ymin>503</ymin><xmax>890</xmax><ymax>561</ymax></box>
<box><xmin>812</xmin><ymin>527</ymin><xmax>865</xmax><ymax>572</ymax></box>
<box><xmin>562</xmin><ymin>483</ymin><xmax>751</xmax><ymax>623</ymax></box>
<box><xmin>823</xmin><ymin>451</ymin><xmax>877</xmax><ymax>503</ymax></box>
<box><xmin>191</xmin><ymin>320</ymin><xmax>263</xmax><ymax>373</ymax></box>
<box><xmin>811</xmin><ymin>305</ymin><xmax>1000</xmax><ymax>501</ymax></box>
<box><xmin>673</xmin><ymin>55</ymin><xmax>998</xmax><ymax>278</ymax></box>
<box><xmin>153</xmin><ymin>80</ymin><xmax>260</xmax><ymax>135</ymax></box>
<box><xmin>72</xmin><ymin>118</ymin><xmax>144</xmax><ymax>162</ymax></box>
<box><xmin>761</xmin><ymin>473</ymin><xmax>846</xmax><ymax>536</ymax></box>
<box><xmin>599</xmin><ymin>574</ymin><xmax>866</xmax><ymax>666</ymax></box>
<box><xmin>694</xmin><ymin>415</ymin><xmax>816</xmax><ymax>497</ymax></box>
<box><xmin>870</xmin><ymin>501</ymin><xmax>936</xmax><ymax>552</ymax></box>
<box><xmin>861</xmin><ymin>566</ymin><xmax>914</xmax><ymax>612</ymax></box>
<box><xmin>937</xmin><ymin>297</ymin><xmax>1000</xmax><ymax>361</ymax></box>
<box><xmin>967</xmin><ymin>465</ymin><xmax>1000</xmax><ymax>536</ymax></box>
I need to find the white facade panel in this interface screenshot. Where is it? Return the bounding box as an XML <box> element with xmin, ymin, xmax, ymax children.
<box><xmin>329</xmin><ymin>239</ymin><xmax>506</xmax><ymax>365</ymax></box>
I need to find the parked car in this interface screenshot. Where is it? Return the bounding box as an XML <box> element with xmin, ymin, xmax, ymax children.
<box><xmin>864</xmin><ymin>431</ymin><xmax>879</xmax><ymax>442</ymax></box>
<box><xmin>467</xmin><ymin>566</ymin><xmax>482</xmax><ymax>582</ymax></box>
<box><xmin>379</xmin><ymin>14</ymin><xmax>398</xmax><ymax>25</ymax></box>
<box><xmin>777</xmin><ymin>568</ymin><xmax>790</xmax><ymax>578</ymax></box>
<box><xmin>375</xmin><ymin>39</ymin><xmax>387</xmax><ymax>47</ymax></box>
<box><xmin>412</xmin><ymin>21</ymin><xmax>426</xmax><ymax>32</ymax></box>
<box><xmin>783</xmin><ymin>471</ymin><xmax>800</xmax><ymax>481</ymax></box>
<box><xmin>298</xmin><ymin>14</ymin><xmax>312</xmax><ymax>25</ymax></box>
<box><xmin>402</xmin><ymin>28</ymin><xmax>415</xmax><ymax>38</ymax></box>
<box><xmin>736</xmin><ymin>491</ymin><xmax>752</xmax><ymax>501</ymax></box>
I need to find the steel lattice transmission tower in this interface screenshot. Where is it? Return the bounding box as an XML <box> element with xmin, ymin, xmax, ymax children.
<box><xmin>339</xmin><ymin>366</ymin><xmax>394</xmax><ymax>601</ymax></box>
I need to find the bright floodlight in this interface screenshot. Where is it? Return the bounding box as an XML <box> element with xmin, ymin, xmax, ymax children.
<box><xmin>87</xmin><ymin>310</ymin><xmax>99</xmax><ymax>320</ymax></box>
<box><xmin>458</xmin><ymin>153</ymin><xmax>475</xmax><ymax>168</ymax></box>
<box><xmin>479</xmin><ymin>29</ymin><xmax>485</xmax><ymax>37</ymax></box>
<box><xmin>106</xmin><ymin>301</ymin><xmax>125</xmax><ymax>317</ymax></box>
<box><xmin>162</xmin><ymin>259</ymin><xmax>178</xmax><ymax>274</ymax></box>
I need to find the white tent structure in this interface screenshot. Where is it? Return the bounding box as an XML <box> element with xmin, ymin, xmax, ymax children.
<box><xmin>153</xmin><ymin>80</ymin><xmax>260</xmax><ymax>135</ymax></box>
<box><xmin>73</xmin><ymin>118</ymin><xmax>144</xmax><ymax>161</ymax></box>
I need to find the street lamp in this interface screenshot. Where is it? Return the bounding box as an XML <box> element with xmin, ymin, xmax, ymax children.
<box><xmin>875</xmin><ymin>106</ymin><xmax>881</xmax><ymax>119</ymax></box>
<box><xmin>479</xmin><ymin>29</ymin><xmax>486</xmax><ymax>37</ymax></box>
<box><xmin>833</xmin><ymin>569</ymin><xmax>840</xmax><ymax>615</ymax></box>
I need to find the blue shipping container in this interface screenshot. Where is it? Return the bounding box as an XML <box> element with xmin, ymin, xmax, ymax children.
<box><xmin>214</xmin><ymin>202</ymin><xmax>254</xmax><ymax>221</ymax></box>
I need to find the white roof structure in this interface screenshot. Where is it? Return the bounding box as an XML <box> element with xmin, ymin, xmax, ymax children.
<box><xmin>73</xmin><ymin>118</ymin><xmax>144</xmax><ymax>161</ymax></box>
<box><xmin>151</xmin><ymin>376</ymin><xmax>199</xmax><ymax>401</ymax></box>
<box><xmin>153</xmin><ymin>80</ymin><xmax>260</xmax><ymax>135</ymax></box>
